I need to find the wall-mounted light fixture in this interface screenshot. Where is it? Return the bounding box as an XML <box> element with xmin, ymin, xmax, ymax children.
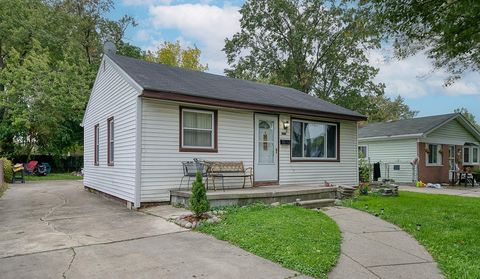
<box><xmin>282</xmin><ymin>120</ymin><xmax>290</xmax><ymax>130</ymax></box>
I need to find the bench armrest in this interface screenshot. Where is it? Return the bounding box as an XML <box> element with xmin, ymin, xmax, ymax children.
<box><xmin>244</xmin><ymin>167</ymin><xmax>253</xmax><ymax>176</ymax></box>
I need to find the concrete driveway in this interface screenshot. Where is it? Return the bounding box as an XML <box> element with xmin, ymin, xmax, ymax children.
<box><xmin>0</xmin><ymin>180</ymin><xmax>307</xmax><ymax>279</ymax></box>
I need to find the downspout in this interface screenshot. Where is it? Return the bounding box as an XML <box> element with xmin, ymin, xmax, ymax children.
<box><xmin>134</xmin><ymin>96</ymin><xmax>143</xmax><ymax>208</ymax></box>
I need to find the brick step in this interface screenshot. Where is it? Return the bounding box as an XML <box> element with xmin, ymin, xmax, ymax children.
<box><xmin>295</xmin><ymin>198</ymin><xmax>336</xmax><ymax>209</ymax></box>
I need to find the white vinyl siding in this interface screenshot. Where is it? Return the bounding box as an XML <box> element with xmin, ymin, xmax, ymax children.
<box><xmin>358</xmin><ymin>138</ymin><xmax>418</xmax><ymax>183</ymax></box>
<box><xmin>141</xmin><ymin>101</ymin><xmax>360</xmax><ymax>201</ymax></box>
<box><xmin>140</xmin><ymin>100</ymin><xmax>254</xmax><ymax>202</ymax></box>
<box><xmin>83</xmin><ymin>57</ymin><xmax>139</xmax><ymax>202</ymax></box>
<box><xmin>426</xmin><ymin>119</ymin><xmax>479</xmax><ymax>145</ymax></box>
<box><xmin>279</xmin><ymin>114</ymin><xmax>358</xmax><ymax>186</ymax></box>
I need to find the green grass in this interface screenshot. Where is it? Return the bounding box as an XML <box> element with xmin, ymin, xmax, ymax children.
<box><xmin>199</xmin><ymin>204</ymin><xmax>341</xmax><ymax>278</ymax></box>
<box><xmin>25</xmin><ymin>173</ymin><xmax>83</xmax><ymax>181</ymax></box>
<box><xmin>346</xmin><ymin>192</ymin><xmax>480</xmax><ymax>279</ymax></box>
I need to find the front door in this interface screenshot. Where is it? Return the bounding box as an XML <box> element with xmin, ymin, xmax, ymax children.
<box><xmin>448</xmin><ymin>145</ymin><xmax>456</xmax><ymax>182</ymax></box>
<box><xmin>254</xmin><ymin>114</ymin><xmax>278</xmax><ymax>183</ymax></box>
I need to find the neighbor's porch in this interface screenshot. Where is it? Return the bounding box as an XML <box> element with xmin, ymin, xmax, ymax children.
<box><xmin>170</xmin><ymin>184</ymin><xmax>339</xmax><ymax>208</ymax></box>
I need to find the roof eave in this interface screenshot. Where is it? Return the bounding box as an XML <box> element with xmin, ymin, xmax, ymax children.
<box><xmin>140</xmin><ymin>89</ymin><xmax>367</xmax><ymax>121</ymax></box>
<box><xmin>358</xmin><ymin>133</ymin><xmax>424</xmax><ymax>141</ymax></box>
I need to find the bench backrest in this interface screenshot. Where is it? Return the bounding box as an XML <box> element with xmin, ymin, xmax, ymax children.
<box><xmin>182</xmin><ymin>161</ymin><xmax>207</xmax><ymax>176</ymax></box>
<box><xmin>209</xmin><ymin>161</ymin><xmax>245</xmax><ymax>173</ymax></box>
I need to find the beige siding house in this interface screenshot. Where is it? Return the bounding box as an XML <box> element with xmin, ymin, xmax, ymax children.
<box><xmin>358</xmin><ymin>114</ymin><xmax>480</xmax><ymax>184</ymax></box>
<box><xmin>83</xmin><ymin>53</ymin><xmax>365</xmax><ymax>208</ymax></box>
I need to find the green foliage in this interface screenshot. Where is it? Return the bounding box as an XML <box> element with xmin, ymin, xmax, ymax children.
<box><xmin>349</xmin><ymin>192</ymin><xmax>480</xmax><ymax>278</ymax></box>
<box><xmin>454</xmin><ymin>107</ymin><xmax>480</xmax><ymax>130</ymax></box>
<box><xmin>358</xmin><ymin>157</ymin><xmax>371</xmax><ymax>183</ymax></box>
<box><xmin>189</xmin><ymin>172</ymin><xmax>210</xmax><ymax>216</ymax></box>
<box><xmin>1</xmin><ymin>158</ymin><xmax>13</xmax><ymax>183</ymax></box>
<box><xmin>359</xmin><ymin>0</ymin><xmax>480</xmax><ymax>85</ymax></box>
<box><xmin>0</xmin><ymin>182</ymin><xmax>7</xmax><ymax>198</ymax></box>
<box><xmin>145</xmin><ymin>41</ymin><xmax>208</xmax><ymax>71</ymax></box>
<box><xmin>224</xmin><ymin>0</ymin><xmax>415</xmax><ymax>122</ymax></box>
<box><xmin>200</xmin><ymin>204</ymin><xmax>341</xmax><ymax>278</ymax></box>
<box><xmin>0</xmin><ymin>0</ymin><xmax>137</xmax><ymax>157</ymax></box>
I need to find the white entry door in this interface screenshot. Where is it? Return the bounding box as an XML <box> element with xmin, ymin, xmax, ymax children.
<box><xmin>254</xmin><ymin>114</ymin><xmax>278</xmax><ymax>183</ymax></box>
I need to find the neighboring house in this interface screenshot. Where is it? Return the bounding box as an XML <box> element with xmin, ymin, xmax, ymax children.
<box><xmin>82</xmin><ymin>53</ymin><xmax>366</xmax><ymax>208</ymax></box>
<box><xmin>358</xmin><ymin>113</ymin><xmax>480</xmax><ymax>184</ymax></box>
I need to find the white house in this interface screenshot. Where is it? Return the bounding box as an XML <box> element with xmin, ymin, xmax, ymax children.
<box><xmin>82</xmin><ymin>53</ymin><xmax>366</xmax><ymax>208</ymax></box>
<box><xmin>358</xmin><ymin>113</ymin><xmax>480</xmax><ymax>184</ymax></box>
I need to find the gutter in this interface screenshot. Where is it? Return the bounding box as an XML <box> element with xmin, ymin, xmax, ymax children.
<box><xmin>140</xmin><ymin>90</ymin><xmax>367</xmax><ymax>122</ymax></box>
<box><xmin>358</xmin><ymin>133</ymin><xmax>423</xmax><ymax>141</ymax></box>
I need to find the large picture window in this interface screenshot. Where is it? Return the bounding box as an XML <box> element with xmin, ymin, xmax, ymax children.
<box><xmin>107</xmin><ymin>117</ymin><xmax>114</xmax><ymax>166</ymax></box>
<box><xmin>291</xmin><ymin>119</ymin><xmax>338</xmax><ymax>161</ymax></box>
<box><xmin>180</xmin><ymin>108</ymin><xmax>217</xmax><ymax>152</ymax></box>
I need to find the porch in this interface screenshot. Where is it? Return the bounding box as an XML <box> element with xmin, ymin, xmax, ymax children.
<box><xmin>170</xmin><ymin>185</ymin><xmax>338</xmax><ymax>208</ymax></box>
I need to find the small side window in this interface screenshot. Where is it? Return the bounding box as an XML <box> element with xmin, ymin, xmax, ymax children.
<box><xmin>107</xmin><ymin>117</ymin><xmax>114</xmax><ymax>165</ymax></box>
<box><xmin>94</xmin><ymin>124</ymin><xmax>99</xmax><ymax>166</ymax></box>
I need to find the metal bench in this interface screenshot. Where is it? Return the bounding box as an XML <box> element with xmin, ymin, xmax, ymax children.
<box><xmin>179</xmin><ymin>159</ymin><xmax>208</xmax><ymax>190</ymax></box>
<box><xmin>206</xmin><ymin>161</ymin><xmax>253</xmax><ymax>191</ymax></box>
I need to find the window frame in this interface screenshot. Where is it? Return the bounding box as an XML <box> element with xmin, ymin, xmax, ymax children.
<box><xmin>463</xmin><ymin>146</ymin><xmax>480</xmax><ymax>165</ymax></box>
<box><xmin>94</xmin><ymin>124</ymin><xmax>99</xmax><ymax>166</ymax></box>
<box><xmin>290</xmin><ymin>118</ymin><xmax>340</xmax><ymax>162</ymax></box>
<box><xmin>426</xmin><ymin>143</ymin><xmax>442</xmax><ymax>166</ymax></box>
<box><xmin>107</xmin><ymin>117</ymin><xmax>114</xmax><ymax>166</ymax></box>
<box><xmin>179</xmin><ymin>107</ymin><xmax>218</xmax><ymax>152</ymax></box>
<box><xmin>358</xmin><ymin>145</ymin><xmax>368</xmax><ymax>159</ymax></box>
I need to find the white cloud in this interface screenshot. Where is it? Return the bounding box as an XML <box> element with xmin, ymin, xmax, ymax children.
<box><xmin>148</xmin><ymin>3</ymin><xmax>241</xmax><ymax>74</ymax></box>
<box><xmin>369</xmin><ymin>50</ymin><xmax>480</xmax><ymax>99</ymax></box>
<box><xmin>135</xmin><ymin>29</ymin><xmax>151</xmax><ymax>42</ymax></box>
<box><xmin>123</xmin><ymin>0</ymin><xmax>172</xmax><ymax>6</ymax></box>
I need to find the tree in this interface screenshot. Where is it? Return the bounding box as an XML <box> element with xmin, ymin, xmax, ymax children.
<box><xmin>367</xmin><ymin>95</ymin><xmax>418</xmax><ymax>123</ymax></box>
<box><xmin>145</xmin><ymin>41</ymin><xmax>208</xmax><ymax>71</ymax></box>
<box><xmin>0</xmin><ymin>0</ymin><xmax>138</xmax><ymax>157</ymax></box>
<box><xmin>455</xmin><ymin>107</ymin><xmax>480</xmax><ymax>130</ymax></box>
<box><xmin>359</xmin><ymin>0</ymin><xmax>480</xmax><ymax>85</ymax></box>
<box><xmin>189</xmin><ymin>172</ymin><xmax>210</xmax><ymax>217</ymax></box>
<box><xmin>224</xmin><ymin>0</ymin><xmax>413</xmax><ymax>120</ymax></box>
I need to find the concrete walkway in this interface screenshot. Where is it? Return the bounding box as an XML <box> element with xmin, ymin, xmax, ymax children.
<box><xmin>324</xmin><ymin>207</ymin><xmax>444</xmax><ymax>279</ymax></box>
<box><xmin>0</xmin><ymin>180</ymin><xmax>309</xmax><ymax>279</ymax></box>
<box><xmin>399</xmin><ymin>185</ymin><xmax>480</xmax><ymax>197</ymax></box>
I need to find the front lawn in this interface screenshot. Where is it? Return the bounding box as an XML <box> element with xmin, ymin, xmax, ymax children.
<box><xmin>25</xmin><ymin>173</ymin><xmax>83</xmax><ymax>181</ymax></box>
<box><xmin>347</xmin><ymin>192</ymin><xmax>480</xmax><ymax>279</ymax></box>
<box><xmin>199</xmin><ymin>204</ymin><xmax>341</xmax><ymax>279</ymax></box>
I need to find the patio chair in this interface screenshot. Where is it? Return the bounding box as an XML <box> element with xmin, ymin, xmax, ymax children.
<box><xmin>24</xmin><ymin>161</ymin><xmax>38</xmax><ymax>176</ymax></box>
<box><xmin>179</xmin><ymin>159</ymin><xmax>208</xmax><ymax>190</ymax></box>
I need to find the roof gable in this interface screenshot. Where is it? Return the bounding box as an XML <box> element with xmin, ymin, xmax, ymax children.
<box><xmin>106</xmin><ymin>53</ymin><xmax>366</xmax><ymax>121</ymax></box>
<box><xmin>359</xmin><ymin>113</ymin><xmax>480</xmax><ymax>142</ymax></box>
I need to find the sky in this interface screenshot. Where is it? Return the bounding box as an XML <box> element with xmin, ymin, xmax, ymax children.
<box><xmin>108</xmin><ymin>0</ymin><xmax>480</xmax><ymax>120</ymax></box>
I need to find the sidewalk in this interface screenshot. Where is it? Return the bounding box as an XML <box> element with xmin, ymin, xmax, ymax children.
<box><xmin>324</xmin><ymin>207</ymin><xmax>443</xmax><ymax>279</ymax></box>
<box><xmin>399</xmin><ymin>185</ymin><xmax>480</xmax><ymax>197</ymax></box>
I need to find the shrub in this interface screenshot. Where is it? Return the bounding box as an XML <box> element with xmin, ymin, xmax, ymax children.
<box><xmin>358</xmin><ymin>157</ymin><xmax>371</xmax><ymax>183</ymax></box>
<box><xmin>1</xmin><ymin>158</ymin><xmax>13</xmax><ymax>183</ymax></box>
<box><xmin>189</xmin><ymin>171</ymin><xmax>210</xmax><ymax>216</ymax></box>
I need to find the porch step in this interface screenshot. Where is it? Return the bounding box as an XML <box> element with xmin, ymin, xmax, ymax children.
<box><xmin>295</xmin><ymin>198</ymin><xmax>335</xmax><ymax>209</ymax></box>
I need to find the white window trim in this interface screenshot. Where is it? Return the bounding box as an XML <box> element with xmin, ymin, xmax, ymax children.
<box><xmin>463</xmin><ymin>146</ymin><xmax>480</xmax><ymax>165</ymax></box>
<box><xmin>291</xmin><ymin>119</ymin><xmax>338</xmax><ymax>161</ymax></box>
<box><xmin>181</xmin><ymin>108</ymin><xmax>215</xmax><ymax>149</ymax></box>
<box><xmin>426</xmin><ymin>144</ymin><xmax>443</xmax><ymax>166</ymax></box>
<box><xmin>358</xmin><ymin>145</ymin><xmax>368</xmax><ymax>159</ymax></box>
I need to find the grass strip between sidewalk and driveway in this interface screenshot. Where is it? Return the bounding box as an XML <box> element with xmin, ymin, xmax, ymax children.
<box><xmin>25</xmin><ymin>173</ymin><xmax>83</xmax><ymax>181</ymax></box>
<box><xmin>346</xmin><ymin>191</ymin><xmax>480</xmax><ymax>279</ymax></box>
<box><xmin>199</xmin><ymin>204</ymin><xmax>341</xmax><ymax>279</ymax></box>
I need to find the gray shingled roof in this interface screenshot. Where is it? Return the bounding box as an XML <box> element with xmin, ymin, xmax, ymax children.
<box><xmin>107</xmin><ymin>54</ymin><xmax>365</xmax><ymax>120</ymax></box>
<box><xmin>359</xmin><ymin>113</ymin><xmax>458</xmax><ymax>139</ymax></box>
